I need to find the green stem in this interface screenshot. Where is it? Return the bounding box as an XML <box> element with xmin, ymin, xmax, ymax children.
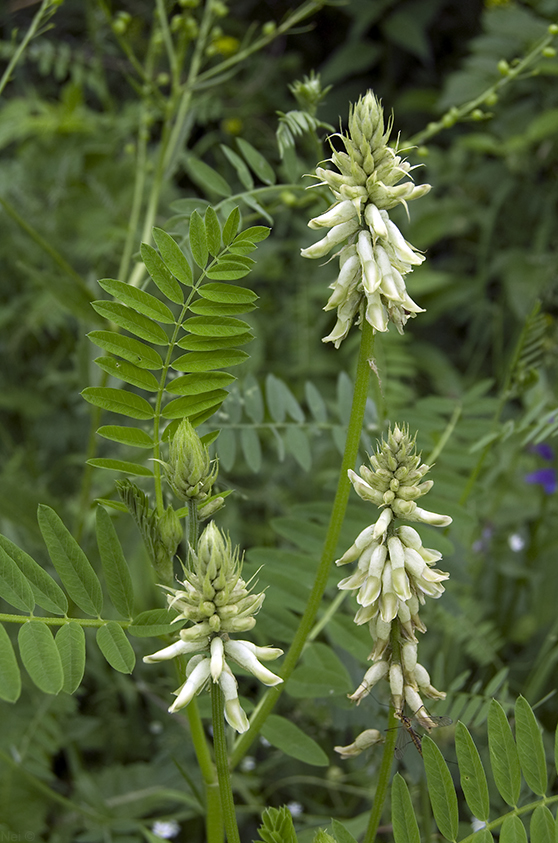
<box><xmin>186</xmin><ymin>699</ymin><xmax>223</xmax><ymax>843</ymax></box>
<box><xmin>0</xmin><ymin>195</ymin><xmax>87</xmax><ymax>292</ymax></box>
<box><xmin>407</xmin><ymin>29</ymin><xmax>558</xmax><ymax>148</ymax></box>
<box><xmin>211</xmin><ymin>684</ymin><xmax>241</xmax><ymax>843</ymax></box>
<box><xmin>182</xmin><ymin>492</ymin><xmax>223</xmax><ymax>843</ymax></box>
<box><xmin>231</xmin><ymin>319</ymin><xmax>376</xmax><ymax>768</ymax></box>
<box><xmin>362</xmin><ymin>629</ymin><xmax>401</xmax><ymax>843</ymax></box>
<box><xmin>362</xmin><ymin>705</ymin><xmax>398</xmax><ymax>843</ymax></box>
<box><xmin>0</xmin><ymin>0</ymin><xmax>54</xmax><ymax>96</ymax></box>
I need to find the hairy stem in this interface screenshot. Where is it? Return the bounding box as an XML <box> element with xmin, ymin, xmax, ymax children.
<box><xmin>211</xmin><ymin>684</ymin><xmax>241</xmax><ymax>843</ymax></box>
<box><xmin>231</xmin><ymin>319</ymin><xmax>376</xmax><ymax>768</ymax></box>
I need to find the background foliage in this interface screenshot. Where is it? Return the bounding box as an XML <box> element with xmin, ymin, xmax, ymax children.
<box><xmin>0</xmin><ymin>0</ymin><xmax>557</xmax><ymax>841</ymax></box>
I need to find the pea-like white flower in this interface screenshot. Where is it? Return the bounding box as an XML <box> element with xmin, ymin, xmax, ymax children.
<box><xmin>336</xmin><ymin>426</ymin><xmax>451</xmax><ymax>742</ymax></box>
<box><xmin>334</xmin><ymin>728</ymin><xmax>383</xmax><ymax>759</ymax></box>
<box><xmin>143</xmin><ymin>521</ymin><xmax>283</xmax><ymax>732</ymax></box>
<box><xmin>302</xmin><ymin>91</ymin><xmax>430</xmax><ymax>347</ymax></box>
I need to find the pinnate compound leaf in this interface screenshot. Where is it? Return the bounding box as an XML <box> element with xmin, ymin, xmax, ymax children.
<box><xmin>152</xmin><ymin>228</ymin><xmax>193</xmax><ymax>285</ymax></box>
<box><xmin>141</xmin><ymin>242</ymin><xmax>185</xmax><ymax>300</ymax></box>
<box><xmin>18</xmin><ymin>621</ymin><xmax>64</xmax><ymax>694</ymax></box>
<box><xmin>97</xmin><ymin>426</ymin><xmax>154</xmax><ymax>449</ymax></box>
<box><xmin>241</xmin><ymin>192</ymin><xmax>273</xmax><ymax>224</ymax></box>
<box><xmin>220</xmin><ymin>145</ymin><xmax>254</xmax><ymax>190</ymax></box>
<box><xmin>88</xmin><ymin>331</ymin><xmax>163</xmax><ymax>369</ymax></box>
<box><xmin>128</xmin><ymin>608</ymin><xmax>179</xmax><ymax>637</ymax></box>
<box><xmin>473</xmin><ymin>829</ymin><xmax>494</xmax><ymax>843</ymax></box>
<box><xmin>240</xmin><ymin>427</ymin><xmax>262</xmax><ymax>473</ymax></box>
<box><xmin>190</xmin><ymin>299</ymin><xmax>256</xmax><ymax>316</ymax></box>
<box><xmin>0</xmin><ymin>624</ymin><xmax>21</xmax><ymax>702</ymax></box>
<box><xmin>189</xmin><ymin>210</ymin><xmax>208</xmax><ymax>268</ymax></box>
<box><xmin>236</xmin><ymin>138</ymin><xmax>276</xmax><ymax>185</ymax></box>
<box><xmin>162</xmin><ymin>390</ymin><xmax>228</xmax><ymax>420</ymax></box>
<box><xmin>217</xmin><ymin>428</ymin><xmax>236</xmax><ymax>471</ymax></box>
<box><xmin>305</xmin><ymin>381</ymin><xmax>328</xmax><ymax>423</ymax></box>
<box><xmin>38</xmin><ymin>505</ymin><xmax>104</xmax><ymax>617</ymax></box>
<box><xmin>96</xmin><ymin>622</ymin><xmax>136</xmax><ymax>673</ymax></box>
<box><xmin>0</xmin><ymin>535</ymin><xmax>67</xmax><ymax>615</ymax></box>
<box><xmin>176</xmin><ymin>332</ymin><xmax>254</xmax><ymax>351</ymax></box>
<box><xmin>500</xmin><ymin>816</ymin><xmax>527</xmax><ymax>843</ymax></box>
<box><xmin>171</xmin><ymin>349</ymin><xmax>249</xmax><ymax>372</ymax></box>
<box><xmin>93</xmin><ymin>358</ymin><xmax>160</xmax><ymax>392</ymax></box>
<box><xmin>244</xmin><ymin>375</ymin><xmax>264</xmax><ymax>424</ymax></box>
<box><xmin>182</xmin><ymin>316</ymin><xmax>250</xmax><ymax>337</ymax></box>
<box><xmin>330</xmin><ymin>820</ymin><xmax>358</xmax><ymax>843</ymax></box>
<box><xmin>266</xmin><ymin>373</ymin><xmax>286</xmax><ymax>422</ymax></box>
<box><xmin>198</xmin><ymin>282</ymin><xmax>257</xmax><ymax>304</ymax></box>
<box><xmin>55</xmin><ymin>622</ymin><xmax>85</xmax><ymax>694</ymax></box>
<box><xmin>82</xmin><ymin>387</ymin><xmax>155</xmax><ymax>419</ymax></box>
<box><xmin>222</xmin><ymin>207</ymin><xmax>240</xmax><ymax>245</ymax></box>
<box><xmin>166</xmin><ymin>372</ymin><xmax>236</xmax><ymax>395</ymax></box>
<box><xmin>285</xmin><ymin>427</ymin><xmax>311</xmax><ymax>471</ymax></box>
<box><xmin>234</xmin><ymin>225</ymin><xmax>271</xmax><ymax>244</ymax></box>
<box><xmin>204</xmin><ymin>206</ymin><xmax>221</xmax><ymax>256</ymax></box>
<box><xmin>91</xmin><ymin>301</ymin><xmax>169</xmax><ymax>345</ymax></box>
<box><xmin>97</xmin><ymin>278</ymin><xmax>175</xmax><ymax>323</ymax></box>
<box><xmin>422</xmin><ymin>735</ymin><xmax>459</xmax><ymax>841</ymax></box>
<box><xmin>260</xmin><ymin>714</ymin><xmax>328</xmax><ymax>767</ymax></box>
<box><xmin>488</xmin><ymin>699</ymin><xmax>521</xmax><ymax>807</ymax></box>
<box><xmin>529</xmin><ymin>805</ymin><xmax>555</xmax><ymax>843</ymax></box>
<box><xmin>514</xmin><ymin>696</ymin><xmax>547</xmax><ymax>795</ymax></box>
<box><xmin>392</xmin><ymin>773</ymin><xmax>420</xmax><ymax>843</ymax></box>
<box><xmin>96</xmin><ymin>506</ymin><xmax>134</xmax><ymax>618</ymax></box>
<box><xmin>0</xmin><ymin>544</ymin><xmax>35</xmax><ymax>612</ymax></box>
<box><xmin>86</xmin><ymin>458</ymin><xmax>153</xmax><ymax>477</ymax></box>
<box><xmin>205</xmin><ymin>265</ymin><xmax>250</xmax><ymax>282</ymax></box>
<box><xmin>184</xmin><ymin>154</ymin><xmax>233</xmax><ymax>197</ymax></box>
<box><xmin>455</xmin><ymin>722</ymin><xmax>490</xmax><ymax>821</ymax></box>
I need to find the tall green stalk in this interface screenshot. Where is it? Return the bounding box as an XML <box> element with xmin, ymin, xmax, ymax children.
<box><xmin>361</xmin><ymin>631</ymin><xmax>401</xmax><ymax>843</ymax></box>
<box><xmin>231</xmin><ymin>319</ymin><xmax>377</xmax><ymax>767</ymax></box>
<box><xmin>212</xmin><ymin>685</ymin><xmax>241</xmax><ymax>843</ymax></box>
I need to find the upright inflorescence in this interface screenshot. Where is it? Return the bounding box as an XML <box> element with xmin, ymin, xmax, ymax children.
<box><xmin>144</xmin><ymin>521</ymin><xmax>283</xmax><ymax>733</ymax></box>
<box><xmin>334</xmin><ymin>426</ymin><xmax>452</xmax><ymax>759</ymax></box>
<box><xmin>301</xmin><ymin>90</ymin><xmax>430</xmax><ymax>347</ymax></box>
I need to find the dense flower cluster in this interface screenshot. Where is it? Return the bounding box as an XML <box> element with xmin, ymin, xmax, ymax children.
<box><xmin>334</xmin><ymin>426</ymin><xmax>452</xmax><ymax>759</ymax></box>
<box><xmin>144</xmin><ymin>522</ymin><xmax>283</xmax><ymax>732</ymax></box>
<box><xmin>301</xmin><ymin>91</ymin><xmax>430</xmax><ymax>347</ymax></box>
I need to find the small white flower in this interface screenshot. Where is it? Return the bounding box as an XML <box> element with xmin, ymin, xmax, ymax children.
<box><xmin>143</xmin><ymin>637</ymin><xmax>209</xmax><ymax>663</ymax></box>
<box><xmin>219</xmin><ymin>663</ymin><xmax>250</xmax><ymax>733</ymax></box>
<box><xmin>210</xmin><ymin>635</ymin><xmax>225</xmax><ymax>681</ymax></box>
<box><xmin>334</xmin><ymin>728</ymin><xmax>383</xmax><ymax>759</ymax></box>
<box><xmin>349</xmin><ymin>659</ymin><xmax>389</xmax><ymax>703</ymax></box>
<box><xmin>224</xmin><ymin>639</ymin><xmax>283</xmax><ymax>686</ymax></box>
<box><xmin>169</xmin><ymin>657</ymin><xmax>211</xmax><ymax>713</ymax></box>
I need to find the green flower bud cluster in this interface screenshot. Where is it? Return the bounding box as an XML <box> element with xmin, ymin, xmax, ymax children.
<box><xmin>163</xmin><ymin>419</ymin><xmax>218</xmax><ymax>502</ymax></box>
<box><xmin>168</xmin><ymin>522</ymin><xmax>264</xmax><ymax>636</ymax></box>
<box><xmin>301</xmin><ymin>91</ymin><xmax>430</xmax><ymax>346</ymax></box>
<box><xmin>144</xmin><ymin>521</ymin><xmax>283</xmax><ymax>731</ymax></box>
<box><xmin>335</xmin><ymin>426</ymin><xmax>452</xmax><ymax>756</ymax></box>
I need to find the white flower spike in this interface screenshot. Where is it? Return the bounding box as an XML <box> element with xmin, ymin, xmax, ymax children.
<box><xmin>335</xmin><ymin>426</ymin><xmax>452</xmax><ymax>759</ymax></box>
<box><xmin>302</xmin><ymin>91</ymin><xmax>430</xmax><ymax>346</ymax></box>
<box><xmin>143</xmin><ymin>521</ymin><xmax>283</xmax><ymax>732</ymax></box>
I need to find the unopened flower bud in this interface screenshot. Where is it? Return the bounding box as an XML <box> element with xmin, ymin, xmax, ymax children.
<box><xmin>164</xmin><ymin>419</ymin><xmax>218</xmax><ymax>501</ymax></box>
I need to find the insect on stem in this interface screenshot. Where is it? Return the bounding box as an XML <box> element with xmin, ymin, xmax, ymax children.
<box><xmin>394</xmin><ymin>707</ymin><xmax>452</xmax><ymax>759</ymax></box>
